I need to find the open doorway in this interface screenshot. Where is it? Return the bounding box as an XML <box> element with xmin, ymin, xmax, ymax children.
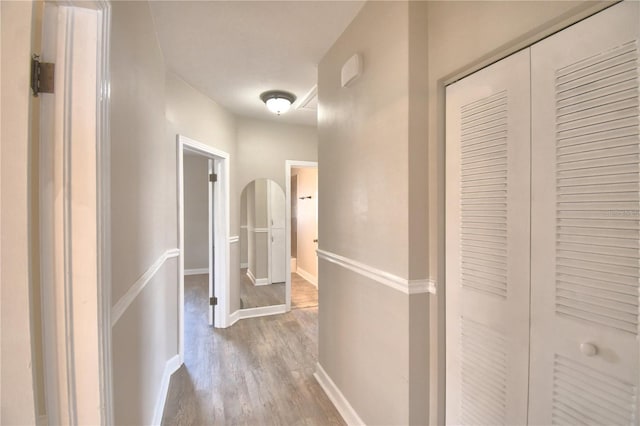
<box><xmin>285</xmin><ymin>161</ymin><xmax>318</xmax><ymax>310</ymax></box>
<box><xmin>177</xmin><ymin>135</ymin><xmax>230</xmax><ymax>360</ymax></box>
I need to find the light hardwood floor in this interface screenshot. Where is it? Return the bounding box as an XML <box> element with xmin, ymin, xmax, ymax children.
<box><xmin>291</xmin><ymin>273</ymin><xmax>317</xmax><ymax>310</ymax></box>
<box><xmin>162</xmin><ymin>275</ymin><xmax>341</xmax><ymax>425</ymax></box>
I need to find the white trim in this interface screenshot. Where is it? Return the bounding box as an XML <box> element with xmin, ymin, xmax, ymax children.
<box><xmin>314</xmin><ymin>363</ymin><xmax>365</xmax><ymax>426</ymax></box>
<box><xmin>229</xmin><ymin>235</ymin><xmax>239</xmax><ymax>244</ymax></box>
<box><xmin>253</xmin><ymin>227</ymin><xmax>268</xmax><ymax>233</ymax></box>
<box><xmin>246</xmin><ymin>269</ymin><xmax>269</xmax><ymax>286</ymax></box>
<box><xmin>94</xmin><ymin>2</ymin><xmax>113</xmax><ymax>424</ymax></box>
<box><xmin>151</xmin><ymin>355</ymin><xmax>181</xmax><ymax>426</ymax></box>
<box><xmin>240</xmin><ymin>225</ymin><xmax>248</xmax><ymax>229</ymax></box>
<box><xmin>40</xmin><ymin>3</ymin><xmax>112</xmax><ymax>424</ymax></box>
<box><xmin>295</xmin><ymin>85</ymin><xmax>318</xmax><ymax>110</ymax></box>
<box><xmin>111</xmin><ymin>249</ymin><xmax>179</xmax><ymax>326</ymax></box>
<box><xmin>228</xmin><ymin>310</ymin><xmax>241</xmax><ymax>327</ymax></box>
<box><xmin>295</xmin><ymin>267</ymin><xmax>317</xmax><ymax>288</ymax></box>
<box><xmin>246</xmin><ymin>269</ymin><xmax>256</xmax><ymax>284</ymax></box>
<box><xmin>316</xmin><ymin>249</ymin><xmax>436</xmax><ymax>295</ymax></box>
<box><xmin>237</xmin><ymin>304</ymin><xmax>287</xmax><ymax>320</ymax></box>
<box><xmin>240</xmin><ymin>262</ymin><xmax>249</xmax><ymax>269</ymax></box>
<box><xmin>184</xmin><ymin>268</ymin><xmax>208</xmax><ymax>276</ymax></box>
<box><xmin>285</xmin><ymin>160</ymin><xmax>318</xmax><ymax>311</ymax></box>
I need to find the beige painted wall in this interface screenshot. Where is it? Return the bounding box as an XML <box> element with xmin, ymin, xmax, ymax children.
<box><xmin>236</xmin><ymin>117</ymin><xmax>317</xmax><ymax>197</ymax></box>
<box><xmin>183</xmin><ymin>154</ymin><xmax>209</xmax><ymax>271</ymax></box>
<box><xmin>425</xmin><ymin>1</ymin><xmax>612</xmax><ymax>423</ymax></box>
<box><xmin>294</xmin><ymin>168</ymin><xmax>318</xmax><ymax>280</ymax></box>
<box><xmin>0</xmin><ymin>1</ymin><xmax>37</xmax><ymax>423</ymax></box>
<box><xmin>317</xmin><ymin>2</ymin><xmax>429</xmax><ymax>424</ymax></box>
<box><xmin>318</xmin><ymin>1</ymin><xmax>410</xmax><ymax>278</ymax></box>
<box><xmin>110</xmin><ymin>2</ymin><xmax>178</xmax><ymax>424</ymax></box>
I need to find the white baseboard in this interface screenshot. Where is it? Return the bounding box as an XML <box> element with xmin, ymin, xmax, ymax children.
<box><xmin>237</xmin><ymin>304</ymin><xmax>287</xmax><ymax>320</ymax></box>
<box><xmin>228</xmin><ymin>309</ymin><xmax>241</xmax><ymax>327</ymax></box>
<box><xmin>296</xmin><ymin>267</ymin><xmax>318</xmax><ymax>287</ymax></box>
<box><xmin>314</xmin><ymin>363</ymin><xmax>364</xmax><ymax>426</ymax></box>
<box><xmin>240</xmin><ymin>262</ymin><xmax>248</xmax><ymax>269</ymax></box>
<box><xmin>184</xmin><ymin>268</ymin><xmax>208</xmax><ymax>276</ymax></box>
<box><xmin>247</xmin><ymin>269</ymin><xmax>269</xmax><ymax>286</ymax></box>
<box><xmin>152</xmin><ymin>354</ymin><xmax>181</xmax><ymax>426</ymax></box>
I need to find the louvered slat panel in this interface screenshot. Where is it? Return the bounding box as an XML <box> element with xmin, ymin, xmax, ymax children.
<box><xmin>460</xmin><ymin>318</ymin><xmax>507</xmax><ymax>425</ymax></box>
<box><xmin>554</xmin><ymin>41</ymin><xmax>640</xmax><ymax>335</ymax></box>
<box><xmin>460</xmin><ymin>91</ymin><xmax>508</xmax><ymax>298</ymax></box>
<box><xmin>552</xmin><ymin>355</ymin><xmax>638</xmax><ymax>425</ymax></box>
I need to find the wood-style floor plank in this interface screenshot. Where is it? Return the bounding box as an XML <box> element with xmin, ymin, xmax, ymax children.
<box><xmin>240</xmin><ymin>268</ymin><xmax>285</xmax><ymax>308</ymax></box>
<box><xmin>291</xmin><ymin>273</ymin><xmax>318</xmax><ymax>310</ymax></box>
<box><xmin>162</xmin><ymin>275</ymin><xmax>342</xmax><ymax>426</ymax></box>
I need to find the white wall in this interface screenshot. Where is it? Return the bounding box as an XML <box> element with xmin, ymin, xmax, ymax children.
<box><xmin>183</xmin><ymin>154</ymin><xmax>209</xmax><ymax>271</ymax></box>
<box><xmin>0</xmin><ymin>1</ymin><xmax>37</xmax><ymax>423</ymax></box>
<box><xmin>294</xmin><ymin>168</ymin><xmax>318</xmax><ymax>281</ymax></box>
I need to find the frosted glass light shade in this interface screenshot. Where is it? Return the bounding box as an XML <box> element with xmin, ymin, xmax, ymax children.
<box><xmin>260</xmin><ymin>90</ymin><xmax>297</xmax><ymax>116</ymax></box>
<box><xmin>265</xmin><ymin>97</ymin><xmax>292</xmax><ymax>115</ymax></box>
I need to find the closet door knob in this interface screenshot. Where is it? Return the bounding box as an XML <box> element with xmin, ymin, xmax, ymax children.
<box><xmin>580</xmin><ymin>342</ymin><xmax>598</xmax><ymax>357</ymax></box>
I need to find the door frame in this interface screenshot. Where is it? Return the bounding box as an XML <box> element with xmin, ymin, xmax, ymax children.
<box><xmin>38</xmin><ymin>1</ymin><xmax>112</xmax><ymax>424</ymax></box>
<box><xmin>177</xmin><ymin>135</ymin><xmax>231</xmax><ymax>356</ymax></box>
<box><xmin>285</xmin><ymin>160</ymin><xmax>318</xmax><ymax>311</ymax></box>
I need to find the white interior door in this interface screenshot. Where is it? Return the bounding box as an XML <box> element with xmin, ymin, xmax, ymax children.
<box><xmin>208</xmin><ymin>159</ymin><xmax>215</xmax><ymax>325</ymax></box>
<box><xmin>446</xmin><ymin>49</ymin><xmax>532</xmax><ymax>425</ymax></box>
<box><xmin>529</xmin><ymin>2</ymin><xmax>640</xmax><ymax>424</ymax></box>
<box><xmin>269</xmin><ymin>180</ymin><xmax>286</xmax><ymax>283</ymax></box>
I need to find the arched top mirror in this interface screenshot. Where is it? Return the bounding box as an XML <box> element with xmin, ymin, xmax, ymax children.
<box><xmin>239</xmin><ymin>179</ymin><xmax>286</xmax><ymax>309</ymax></box>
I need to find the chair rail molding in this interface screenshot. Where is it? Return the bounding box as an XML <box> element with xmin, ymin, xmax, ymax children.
<box><xmin>111</xmin><ymin>249</ymin><xmax>180</xmax><ymax>326</ymax></box>
<box><xmin>316</xmin><ymin>249</ymin><xmax>436</xmax><ymax>295</ymax></box>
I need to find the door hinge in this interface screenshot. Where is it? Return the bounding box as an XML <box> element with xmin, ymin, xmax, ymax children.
<box><xmin>209</xmin><ymin>173</ymin><xmax>217</xmax><ymax>183</ymax></box>
<box><xmin>31</xmin><ymin>55</ymin><xmax>55</xmax><ymax>96</ymax></box>
<box><xmin>210</xmin><ymin>296</ymin><xmax>218</xmax><ymax>306</ymax></box>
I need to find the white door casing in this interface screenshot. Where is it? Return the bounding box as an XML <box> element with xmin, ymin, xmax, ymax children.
<box><xmin>445</xmin><ymin>49</ymin><xmax>531</xmax><ymax>425</ymax></box>
<box><xmin>207</xmin><ymin>158</ymin><xmax>215</xmax><ymax>325</ymax></box>
<box><xmin>269</xmin><ymin>180</ymin><xmax>286</xmax><ymax>283</ymax></box>
<box><xmin>39</xmin><ymin>2</ymin><xmax>111</xmax><ymax>424</ymax></box>
<box><xmin>529</xmin><ymin>2</ymin><xmax>640</xmax><ymax>424</ymax></box>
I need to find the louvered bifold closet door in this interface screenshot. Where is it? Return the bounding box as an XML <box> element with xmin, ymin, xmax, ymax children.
<box><xmin>529</xmin><ymin>2</ymin><xmax>640</xmax><ymax>424</ymax></box>
<box><xmin>445</xmin><ymin>49</ymin><xmax>531</xmax><ymax>426</ymax></box>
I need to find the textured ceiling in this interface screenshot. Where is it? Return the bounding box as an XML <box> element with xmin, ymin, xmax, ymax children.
<box><xmin>149</xmin><ymin>1</ymin><xmax>365</xmax><ymax>126</ymax></box>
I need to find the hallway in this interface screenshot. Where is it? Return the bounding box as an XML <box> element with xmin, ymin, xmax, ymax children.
<box><xmin>162</xmin><ymin>275</ymin><xmax>341</xmax><ymax>425</ymax></box>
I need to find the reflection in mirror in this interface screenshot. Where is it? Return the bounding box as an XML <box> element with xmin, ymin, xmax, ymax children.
<box><xmin>239</xmin><ymin>179</ymin><xmax>286</xmax><ymax>309</ymax></box>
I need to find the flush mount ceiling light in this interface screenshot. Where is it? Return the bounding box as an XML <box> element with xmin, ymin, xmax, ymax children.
<box><xmin>260</xmin><ymin>90</ymin><xmax>297</xmax><ymax>115</ymax></box>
